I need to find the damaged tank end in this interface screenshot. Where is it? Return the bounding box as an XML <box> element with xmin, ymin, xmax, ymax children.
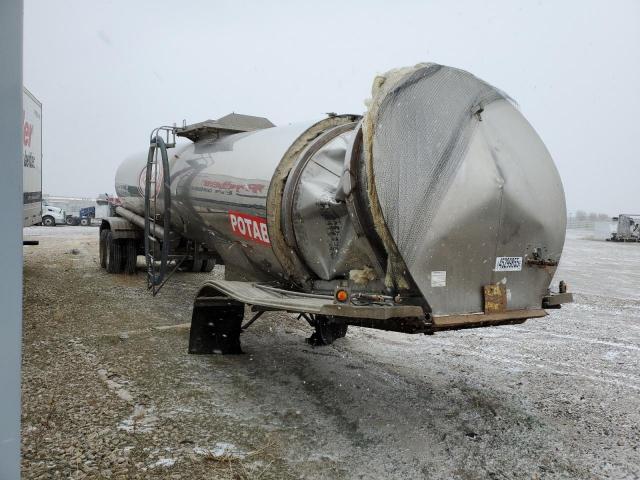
<box><xmin>103</xmin><ymin>63</ymin><xmax>572</xmax><ymax>353</ymax></box>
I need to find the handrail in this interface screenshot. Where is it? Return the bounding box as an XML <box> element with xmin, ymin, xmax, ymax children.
<box><xmin>144</xmin><ymin>131</ymin><xmax>173</xmax><ymax>295</ymax></box>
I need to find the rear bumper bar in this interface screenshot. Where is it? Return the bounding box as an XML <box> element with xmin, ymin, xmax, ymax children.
<box><xmin>195</xmin><ymin>280</ymin><xmax>574</xmax><ymax>335</ymax></box>
<box><xmin>431</xmin><ymin>309</ymin><xmax>547</xmax><ymax>331</ymax></box>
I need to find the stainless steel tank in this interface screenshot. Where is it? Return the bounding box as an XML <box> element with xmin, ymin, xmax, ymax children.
<box><xmin>115</xmin><ymin>117</ymin><xmax>359</xmax><ymax>282</ymax></box>
<box><xmin>114</xmin><ymin>63</ymin><xmax>568</xmax><ymax>317</ymax></box>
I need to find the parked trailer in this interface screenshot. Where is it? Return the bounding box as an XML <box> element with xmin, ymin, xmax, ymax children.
<box><xmin>23</xmin><ymin>88</ymin><xmax>42</xmax><ymax>227</ymax></box>
<box><xmin>608</xmin><ymin>214</ymin><xmax>640</xmax><ymax>242</ymax></box>
<box><xmin>101</xmin><ymin>63</ymin><xmax>573</xmax><ymax>352</ymax></box>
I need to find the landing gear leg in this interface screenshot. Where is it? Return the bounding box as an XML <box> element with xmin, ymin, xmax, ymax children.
<box><xmin>188</xmin><ymin>296</ymin><xmax>244</xmax><ymax>354</ymax></box>
<box><xmin>307</xmin><ymin>315</ymin><xmax>348</xmax><ymax>346</ymax></box>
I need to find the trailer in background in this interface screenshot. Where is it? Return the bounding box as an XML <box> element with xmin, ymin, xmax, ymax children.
<box><xmin>23</xmin><ymin>87</ymin><xmax>42</xmax><ymax>227</ymax></box>
<box><xmin>608</xmin><ymin>214</ymin><xmax>640</xmax><ymax>242</ymax></box>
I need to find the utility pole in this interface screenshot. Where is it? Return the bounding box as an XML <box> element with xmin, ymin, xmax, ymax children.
<box><xmin>0</xmin><ymin>0</ymin><xmax>24</xmax><ymax>478</ymax></box>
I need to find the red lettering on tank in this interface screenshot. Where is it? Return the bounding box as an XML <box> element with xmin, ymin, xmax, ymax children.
<box><xmin>203</xmin><ymin>180</ymin><xmax>265</xmax><ymax>195</ymax></box>
<box><xmin>228</xmin><ymin>211</ymin><xmax>270</xmax><ymax>245</ymax></box>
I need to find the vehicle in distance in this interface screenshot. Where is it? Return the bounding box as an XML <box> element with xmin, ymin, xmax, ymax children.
<box><xmin>608</xmin><ymin>214</ymin><xmax>640</xmax><ymax>242</ymax></box>
<box><xmin>66</xmin><ymin>206</ymin><xmax>96</xmax><ymax>226</ymax></box>
<box><xmin>42</xmin><ymin>204</ymin><xmax>66</xmax><ymax>227</ymax></box>
<box><xmin>44</xmin><ymin>195</ymin><xmax>112</xmax><ymax>226</ymax></box>
<box><xmin>23</xmin><ymin>88</ymin><xmax>42</xmax><ymax>227</ymax></box>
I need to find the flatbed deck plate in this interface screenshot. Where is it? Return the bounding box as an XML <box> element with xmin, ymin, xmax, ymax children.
<box><xmin>198</xmin><ymin>280</ymin><xmax>425</xmax><ymax>320</ymax></box>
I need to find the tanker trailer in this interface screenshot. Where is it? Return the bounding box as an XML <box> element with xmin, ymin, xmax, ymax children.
<box><xmin>100</xmin><ymin>63</ymin><xmax>572</xmax><ymax>353</ymax></box>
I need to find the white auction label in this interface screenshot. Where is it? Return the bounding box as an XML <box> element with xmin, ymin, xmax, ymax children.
<box><xmin>494</xmin><ymin>257</ymin><xmax>523</xmax><ymax>272</ymax></box>
<box><xmin>431</xmin><ymin>271</ymin><xmax>447</xmax><ymax>287</ymax></box>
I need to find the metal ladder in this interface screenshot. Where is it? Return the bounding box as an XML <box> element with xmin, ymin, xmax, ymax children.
<box><xmin>144</xmin><ymin>126</ymin><xmax>185</xmax><ymax>295</ymax></box>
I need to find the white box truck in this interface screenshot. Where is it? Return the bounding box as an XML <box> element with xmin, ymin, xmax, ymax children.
<box><xmin>23</xmin><ymin>87</ymin><xmax>43</xmax><ymax>227</ymax></box>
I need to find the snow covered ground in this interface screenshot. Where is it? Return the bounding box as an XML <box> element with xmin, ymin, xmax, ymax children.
<box><xmin>21</xmin><ymin>227</ymin><xmax>640</xmax><ymax>479</ymax></box>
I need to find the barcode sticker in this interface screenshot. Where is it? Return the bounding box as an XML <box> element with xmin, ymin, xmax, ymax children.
<box><xmin>431</xmin><ymin>271</ymin><xmax>447</xmax><ymax>287</ymax></box>
<box><xmin>494</xmin><ymin>257</ymin><xmax>522</xmax><ymax>272</ymax></box>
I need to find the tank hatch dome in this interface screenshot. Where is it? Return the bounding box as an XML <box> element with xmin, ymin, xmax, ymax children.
<box><xmin>175</xmin><ymin>113</ymin><xmax>275</xmax><ymax>142</ymax></box>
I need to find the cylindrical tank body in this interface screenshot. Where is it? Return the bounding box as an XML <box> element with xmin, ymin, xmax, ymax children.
<box><xmin>115</xmin><ymin>63</ymin><xmax>568</xmax><ymax>316</ymax></box>
<box><xmin>116</xmin><ymin>120</ymin><xmax>325</xmax><ymax>281</ymax></box>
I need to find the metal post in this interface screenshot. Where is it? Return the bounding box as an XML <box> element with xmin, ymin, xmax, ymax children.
<box><xmin>0</xmin><ymin>0</ymin><xmax>24</xmax><ymax>478</ymax></box>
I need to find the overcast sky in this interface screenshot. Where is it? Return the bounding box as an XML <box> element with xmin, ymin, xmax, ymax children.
<box><xmin>24</xmin><ymin>0</ymin><xmax>639</xmax><ymax>214</ymax></box>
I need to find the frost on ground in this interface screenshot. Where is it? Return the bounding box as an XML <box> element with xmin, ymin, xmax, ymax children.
<box><xmin>194</xmin><ymin>443</ymin><xmax>246</xmax><ymax>459</ymax></box>
<box><xmin>21</xmin><ymin>226</ymin><xmax>640</xmax><ymax>479</ymax></box>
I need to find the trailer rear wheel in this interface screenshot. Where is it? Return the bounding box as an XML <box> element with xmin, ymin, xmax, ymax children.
<box><xmin>179</xmin><ymin>258</ymin><xmax>204</xmax><ymax>272</ymax></box>
<box><xmin>99</xmin><ymin>230</ymin><xmax>108</xmax><ymax>268</ymax></box>
<box><xmin>201</xmin><ymin>259</ymin><xmax>215</xmax><ymax>273</ymax></box>
<box><xmin>105</xmin><ymin>231</ymin><xmax>123</xmax><ymax>274</ymax></box>
<box><xmin>123</xmin><ymin>240</ymin><xmax>137</xmax><ymax>274</ymax></box>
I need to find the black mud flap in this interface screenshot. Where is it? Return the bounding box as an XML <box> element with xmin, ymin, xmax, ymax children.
<box><xmin>188</xmin><ymin>296</ymin><xmax>244</xmax><ymax>355</ymax></box>
<box><xmin>307</xmin><ymin>315</ymin><xmax>348</xmax><ymax>346</ymax></box>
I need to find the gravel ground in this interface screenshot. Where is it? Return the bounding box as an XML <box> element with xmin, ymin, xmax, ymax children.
<box><xmin>22</xmin><ymin>226</ymin><xmax>640</xmax><ymax>479</ymax></box>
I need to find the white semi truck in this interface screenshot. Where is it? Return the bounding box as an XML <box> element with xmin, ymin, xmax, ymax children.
<box><xmin>23</xmin><ymin>87</ymin><xmax>43</xmax><ymax>227</ymax></box>
<box><xmin>41</xmin><ymin>204</ymin><xmax>66</xmax><ymax>226</ymax></box>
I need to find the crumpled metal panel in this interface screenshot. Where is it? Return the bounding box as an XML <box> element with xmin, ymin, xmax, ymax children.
<box><xmin>368</xmin><ymin>64</ymin><xmax>505</xmax><ymax>268</ymax></box>
<box><xmin>364</xmin><ymin>63</ymin><xmax>567</xmax><ymax>314</ymax></box>
<box><xmin>290</xmin><ymin>129</ymin><xmax>373</xmax><ymax>280</ymax></box>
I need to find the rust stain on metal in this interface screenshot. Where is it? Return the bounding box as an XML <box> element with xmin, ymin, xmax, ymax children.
<box><xmin>484</xmin><ymin>283</ymin><xmax>507</xmax><ymax>313</ymax></box>
<box><xmin>525</xmin><ymin>258</ymin><xmax>559</xmax><ymax>267</ymax></box>
<box><xmin>432</xmin><ymin>308</ymin><xmax>547</xmax><ymax>330</ymax></box>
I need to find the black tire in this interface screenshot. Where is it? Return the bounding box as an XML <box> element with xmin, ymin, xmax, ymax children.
<box><xmin>65</xmin><ymin>216</ymin><xmax>75</xmax><ymax>226</ymax></box>
<box><xmin>99</xmin><ymin>230</ymin><xmax>108</xmax><ymax>268</ymax></box>
<box><xmin>178</xmin><ymin>259</ymin><xmax>193</xmax><ymax>272</ymax></box>
<box><xmin>105</xmin><ymin>231</ymin><xmax>123</xmax><ymax>274</ymax></box>
<box><xmin>191</xmin><ymin>257</ymin><xmax>204</xmax><ymax>272</ymax></box>
<box><xmin>80</xmin><ymin>217</ymin><xmax>90</xmax><ymax>226</ymax></box>
<box><xmin>42</xmin><ymin>216</ymin><xmax>55</xmax><ymax>227</ymax></box>
<box><xmin>307</xmin><ymin>315</ymin><xmax>348</xmax><ymax>346</ymax></box>
<box><xmin>200</xmin><ymin>259</ymin><xmax>215</xmax><ymax>273</ymax></box>
<box><xmin>179</xmin><ymin>257</ymin><xmax>204</xmax><ymax>272</ymax></box>
<box><xmin>123</xmin><ymin>240</ymin><xmax>137</xmax><ymax>274</ymax></box>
